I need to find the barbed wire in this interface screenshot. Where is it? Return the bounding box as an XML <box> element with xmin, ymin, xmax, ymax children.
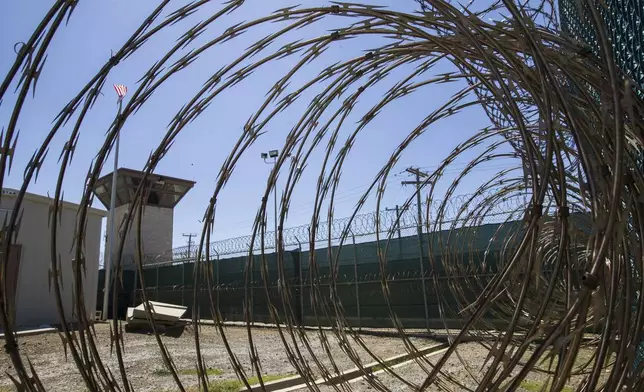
<box><xmin>163</xmin><ymin>192</ymin><xmax>528</xmax><ymax>261</ymax></box>
<box><xmin>1</xmin><ymin>0</ymin><xmax>643</xmax><ymax>391</ymax></box>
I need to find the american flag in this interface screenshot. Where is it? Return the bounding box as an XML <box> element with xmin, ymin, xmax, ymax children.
<box><xmin>113</xmin><ymin>84</ymin><xmax>127</xmax><ymax>101</ymax></box>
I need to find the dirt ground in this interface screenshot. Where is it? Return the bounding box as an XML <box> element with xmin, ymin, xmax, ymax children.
<box><xmin>0</xmin><ymin>323</ymin><xmax>432</xmax><ymax>392</ymax></box>
<box><xmin>317</xmin><ymin>342</ymin><xmax>606</xmax><ymax>392</ymax></box>
<box><xmin>0</xmin><ymin>324</ymin><xmax>607</xmax><ymax>392</ymax></box>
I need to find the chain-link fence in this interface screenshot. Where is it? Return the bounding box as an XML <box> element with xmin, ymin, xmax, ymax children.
<box><xmin>559</xmin><ymin>0</ymin><xmax>644</xmax><ymax>96</ymax></box>
<box><xmin>559</xmin><ymin>0</ymin><xmax>644</xmax><ymax>372</ymax></box>
<box><xmin>99</xmin><ymin>194</ymin><xmax>590</xmax><ymax>329</ymax></box>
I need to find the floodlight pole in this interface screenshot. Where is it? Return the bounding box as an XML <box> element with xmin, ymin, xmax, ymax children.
<box><xmin>261</xmin><ymin>151</ymin><xmax>282</xmax><ymax>253</ymax></box>
<box><xmin>273</xmin><ymin>176</ymin><xmax>278</xmax><ymax>250</ymax></box>
<box><xmin>102</xmin><ymin>102</ymin><xmax>122</xmax><ymax>321</ymax></box>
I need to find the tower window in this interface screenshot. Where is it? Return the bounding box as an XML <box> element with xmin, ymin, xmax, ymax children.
<box><xmin>147</xmin><ymin>191</ymin><xmax>160</xmax><ymax>205</ymax></box>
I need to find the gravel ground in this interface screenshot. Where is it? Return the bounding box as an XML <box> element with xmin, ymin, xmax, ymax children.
<box><xmin>0</xmin><ymin>323</ymin><xmax>432</xmax><ymax>392</ymax></box>
<box><xmin>0</xmin><ymin>324</ymin><xmax>607</xmax><ymax>392</ymax></box>
<box><xmin>316</xmin><ymin>342</ymin><xmax>606</xmax><ymax>392</ymax></box>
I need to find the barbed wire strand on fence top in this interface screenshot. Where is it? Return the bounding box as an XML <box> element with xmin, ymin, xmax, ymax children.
<box><xmin>161</xmin><ymin>192</ymin><xmax>528</xmax><ymax>262</ymax></box>
<box><xmin>2</xmin><ymin>0</ymin><xmax>644</xmax><ymax>391</ymax></box>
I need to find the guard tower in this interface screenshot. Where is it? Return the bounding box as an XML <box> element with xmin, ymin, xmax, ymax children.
<box><xmin>93</xmin><ymin>168</ymin><xmax>195</xmax><ymax>268</ymax></box>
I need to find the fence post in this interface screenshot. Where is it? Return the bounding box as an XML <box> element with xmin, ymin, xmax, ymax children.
<box><xmin>181</xmin><ymin>261</ymin><xmax>185</xmax><ymax>306</ymax></box>
<box><xmin>132</xmin><ymin>262</ymin><xmax>138</xmax><ymax>306</ymax></box>
<box><xmin>250</xmin><ymin>254</ymin><xmax>255</xmax><ymax>326</ymax></box>
<box><xmin>415</xmin><ymin>199</ymin><xmax>430</xmax><ymax>332</ymax></box>
<box><xmin>395</xmin><ymin>205</ymin><xmax>403</xmax><ymax>259</ymax></box>
<box><xmin>290</xmin><ymin>247</ymin><xmax>303</xmax><ymax>326</ymax></box>
<box><xmin>294</xmin><ymin>237</ymin><xmax>303</xmax><ymax>326</ymax></box>
<box><xmin>307</xmin><ymin>227</ymin><xmax>313</xmax><ymax>326</ymax></box>
<box><xmin>156</xmin><ymin>263</ymin><xmax>160</xmax><ymax>302</ymax></box>
<box><xmin>299</xmin><ymin>247</ymin><xmax>304</xmax><ymax>326</ymax></box>
<box><xmin>351</xmin><ymin>233</ymin><xmax>361</xmax><ymax>332</ymax></box>
<box><xmin>215</xmin><ymin>252</ymin><xmax>220</xmax><ymax>314</ymax></box>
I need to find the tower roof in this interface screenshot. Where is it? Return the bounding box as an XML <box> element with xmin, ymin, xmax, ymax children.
<box><xmin>93</xmin><ymin>168</ymin><xmax>195</xmax><ymax>210</ymax></box>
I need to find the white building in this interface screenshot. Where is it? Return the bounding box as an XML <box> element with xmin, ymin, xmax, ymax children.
<box><xmin>0</xmin><ymin>188</ymin><xmax>106</xmax><ymax>328</ymax></box>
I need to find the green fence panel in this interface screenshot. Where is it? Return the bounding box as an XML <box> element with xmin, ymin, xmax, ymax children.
<box><xmin>97</xmin><ymin>219</ymin><xmax>539</xmax><ymax>325</ymax></box>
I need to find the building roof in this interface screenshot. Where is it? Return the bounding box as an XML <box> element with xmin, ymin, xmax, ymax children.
<box><xmin>1</xmin><ymin>188</ymin><xmax>108</xmax><ymax>217</ymax></box>
<box><xmin>93</xmin><ymin>168</ymin><xmax>195</xmax><ymax>210</ymax></box>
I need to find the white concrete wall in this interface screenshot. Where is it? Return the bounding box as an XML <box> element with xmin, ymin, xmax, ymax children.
<box><xmin>0</xmin><ymin>191</ymin><xmax>105</xmax><ymax>327</ymax></box>
<box><xmin>105</xmin><ymin>204</ymin><xmax>173</xmax><ymax>265</ymax></box>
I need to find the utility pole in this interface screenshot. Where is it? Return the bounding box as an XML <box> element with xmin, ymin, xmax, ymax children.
<box><xmin>182</xmin><ymin>233</ymin><xmax>197</xmax><ymax>259</ymax></box>
<box><xmin>402</xmin><ymin>167</ymin><xmax>430</xmax><ymax>331</ymax></box>
<box><xmin>402</xmin><ymin>167</ymin><xmax>428</xmax><ymax>243</ymax></box>
<box><xmin>181</xmin><ymin>233</ymin><xmax>197</xmax><ymax>306</ymax></box>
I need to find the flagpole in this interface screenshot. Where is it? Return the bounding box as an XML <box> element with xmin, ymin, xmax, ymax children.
<box><xmin>101</xmin><ymin>98</ymin><xmax>123</xmax><ymax>321</ymax></box>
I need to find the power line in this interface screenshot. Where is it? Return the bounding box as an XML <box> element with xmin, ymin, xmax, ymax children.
<box><xmin>182</xmin><ymin>233</ymin><xmax>198</xmax><ymax>255</ymax></box>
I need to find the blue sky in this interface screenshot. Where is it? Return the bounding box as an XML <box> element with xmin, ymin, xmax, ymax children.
<box><xmin>0</xmin><ymin>0</ymin><xmax>516</xmax><ymax>255</ymax></box>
